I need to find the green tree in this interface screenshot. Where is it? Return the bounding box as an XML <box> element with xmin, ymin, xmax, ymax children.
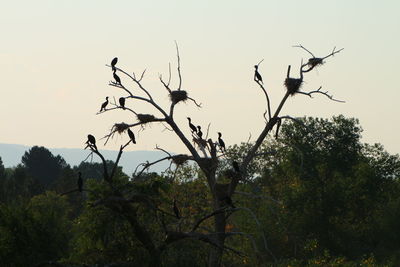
<box><xmin>0</xmin><ymin>157</ymin><xmax>6</xmax><ymax>203</ymax></box>
<box><xmin>21</xmin><ymin>146</ymin><xmax>67</xmax><ymax>189</ymax></box>
<box><xmin>239</xmin><ymin>116</ymin><xmax>400</xmax><ymax>262</ymax></box>
<box><xmin>69</xmin><ymin>179</ymin><xmax>148</xmax><ymax>265</ymax></box>
<box><xmin>0</xmin><ymin>192</ymin><xmax>72</xmax><ymax>266</ymax></box>
<box><xmin>5</xmin><ymin>165</ymin><xmax>42</xmax><ymax>201</ymax></box>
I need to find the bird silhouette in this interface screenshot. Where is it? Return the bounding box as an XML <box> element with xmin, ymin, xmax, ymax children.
<box><xmin>232</xmin><ymin>161</ymin><xmax>240</xmax><ymax>173</ymax></box>
<box><xmin>113</xmin><ymin>72</ymin><xmax>121</xmax><ymax>85</ymax></box>
<box><xmin>100</xmin><ymin>97</ymin><xmax>109</xmax><ymax>112</ymax></box>
<box><xmin>197</xmin><ymin>126</ymin><xmax>203</xmax><ymax>139</ymax></box>
<box><xmin>173</xmin><ymin>199</ymin><xmax>181</xmax><ymax>219</ymax></box>
<box><xmin>218</xmin><ymin>132</ymin><xmax>226</xmax><ymax>152</ymax></box>
<box><xmin>127</xmin><ymin>128</ymin><xmax>136</xmax><ymax>144</ymax></box>
<box><xmin>119</xmin><ymin>97</ymin><xmax>126</xmax><ymax>109</ymax></box>
<box><xmin>254</xmin><ymin>65</ymin><xmax>263</xmax><ymax>84</ymax></box>
<box><xmin>86</xmin><ymin>134</ymin><xmax>97</xmax><ymax>150</ymax></box>
<box><xmin>187</xmin><ymin>117</ymin><xmax>197</xmax><ymax>133</ymax></box>
<box><xmin>77</xmin><ymin>172</ymin><xmax>83</xmax><ymax>192</ymax></box>
<box><xmin>111</xmin><ymin>57</ymin><xmax>118</xmax><ymax>72</ymax></box>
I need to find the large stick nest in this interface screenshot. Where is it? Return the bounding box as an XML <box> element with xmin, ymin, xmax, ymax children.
<box><xmin>113</xmin><ymin>122</ymin><xmax>130</xmax><ymax>134</ymax></box>
<box><xmin>137</xmin><ymin>114</ymin><xmax>156</xmax><ymax>124</ymax></box>
<box><xmin>284</xmin><ymin>78</ymin><xmax>303</xmax><ymax>95</ymax></box>
<box><xmin>169</xmin><ymin>90</ymin><xmax>188</xmax><ymax>104</ymax></box>
<box><xmin>171</xmin><ymin>154</ymin><xmax>191</xmax><ymax>165</ymax></box>
<box><xmin>308</xmin><ymin>57</ymin><xmax>324</xmax><ymax>68</ymax></box>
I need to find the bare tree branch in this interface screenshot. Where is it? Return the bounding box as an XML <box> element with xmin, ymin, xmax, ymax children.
<box><xmin>297</xmin><ymin>86</ymin><xmax>345</xmax><ymax>103</ymax></box>
<box><xmin>138</xmin><ymin>68</ymin><xmax>147</xmax><ymax>82</ymax></box>
<box><xmin>254</xmin><ymin>61</ymin><xmax>272</xmax><ymax>120</ymax></box>
<box><xmin>134</xmin><ymin>157</ymin><xmax>170</xmax><ymax>178</ymax></box>
<box><xmin>293</xmin><ymin>44</ymin><xmax>315</xmax><ymax>58</ymax></box>
<box><xmin>295</xmin><ymin>45</ymin><xmax>344</xmax><ymax>73</ymax></box>
<box><xmin>175</xmin><ymin>41</ymin><xmax>183</xmax><ymax>91</ymax></box>
<box><xmin>187</xmin><ymin>96</ymin><xmax>202</xmax><ymax>108</ymax></box>
<box><xmin>191</xmin><ymin>207</ymin><xmax>232</xmax><ymax>232</ymax></box>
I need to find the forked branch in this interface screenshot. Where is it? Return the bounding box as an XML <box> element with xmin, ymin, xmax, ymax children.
<box><xmin>297</xmin><ymin>86</ymin><xmax>345</xmax><ymax>103</ymax></box>
<box><xmin>254</xmin><ymin>60</ymin><xmax>271</xmax><ymax>120</ymax></box>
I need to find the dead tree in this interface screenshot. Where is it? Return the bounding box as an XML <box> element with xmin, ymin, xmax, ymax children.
<box><xmin>83</xmin><ymin>43</ymin><xmax>343</xmax><ymax>266</ymax></box>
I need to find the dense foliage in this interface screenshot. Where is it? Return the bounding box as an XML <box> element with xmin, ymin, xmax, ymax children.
<box><xmin>1</xmin><ymin>116</ymin><xmax>399</xmax><ymax>266</ymax></box>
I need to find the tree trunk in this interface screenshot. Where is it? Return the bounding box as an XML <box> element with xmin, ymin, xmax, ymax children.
<box><xmin>208</xmin><ymin>199</ymin><xmax>227</xmax><ymax>267</ymax></box>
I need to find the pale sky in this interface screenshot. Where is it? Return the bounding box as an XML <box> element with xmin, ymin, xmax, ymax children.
<box><xmin>1</xmin><ymin>1</ymin><xmax>399</xmax><ymax>156</ymax></box>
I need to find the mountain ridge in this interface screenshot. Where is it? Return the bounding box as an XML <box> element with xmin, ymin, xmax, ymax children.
<box><xmin>0</xmin><ymin>143</ymin><xmax>170</xmax><ymax>175</ymax></box>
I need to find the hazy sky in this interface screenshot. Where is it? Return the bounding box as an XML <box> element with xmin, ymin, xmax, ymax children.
<box><xmin>1</xmin><ymin>1</ymin><xmax>399</xmax><ymax>156</ymax></box>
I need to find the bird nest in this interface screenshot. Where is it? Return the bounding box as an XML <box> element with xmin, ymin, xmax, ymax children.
<box><xmin>171</xmin><ymin>154</ymin><xmax>191</xmax><ymax>165</ymax></box>
<box><xmin>113</xmin><ymin>122</ymin><xmax>130</xmax><ymax>134</ymax></box>
<box><xmin>284</xmin><ymin>78</ymin><xmax>303</xmax><ymax>95</ymax></box>
<box><xmin>169</xmin><ymin>90</ymin><xmax>188</xmax><ymax>104</ymax></box>
<box><xmin>307</xmin><ymin>57</ymin><xmax>324</xmax><ymax>68</ymax></box>
<box><xmin>137</xmin><ymin>114</ymin><xmax>156</xmax><ymax>124</ymax></box>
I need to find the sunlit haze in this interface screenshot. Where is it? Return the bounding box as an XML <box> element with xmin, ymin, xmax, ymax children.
<box><xmin>1</xmin><ymin>1</ymin><xmax>399</xmax><ymax>156</ymax></box>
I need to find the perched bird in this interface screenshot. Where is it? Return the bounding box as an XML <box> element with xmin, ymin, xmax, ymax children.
<box><xmin>119</xmin><ymin>97</ymin><xmax>126</xmax><ymax>109</ymax></box>
<box><xmin>113</xmin><ymin>72</ymin><xmax>121</xmax><ymax>85</ymax></box>
<box><xmin>218</xmin><ymin>132</ymin><xmax>226</xmax><ymax>152</ymax></box>
<box><xmin>100</xmin><ymin>97</ymin><xmax>109</xmax><ymax>112</ymax></box>
<box><xmin>232</xmin><ymin>161</ymin><xmax>240</xmax><ymax>173</ymax></box>
<box><xmin>127</xmin><ymin>128</ymin><xmax>136</xmax><ymax>144</ymax></box>
<box><xmin>111</xmin><ymin>57</ymin><xmax>118</xmax><ymax>72</ymax></box>
<box><xmin>187</xmin><ymin>117</ymin><xmax>197</xmax><ymax>133</ymax></box>
<box><xmin>173</xmin><ymin>199</ymin><xmax>181</xmax><ymax>219</ymax></box>
<box><xmin>77</xmin><ymin>172</ymin><xmax>83</xmax><ymax>192</ymax></box>
<box><xmin>197</xmin><ymin>126</ymin><xmax>203</xmax><ymax>139</ymax></box>
<box><xmin>254</xmin><ymin>65</ymin><xmax>263</xmax><ymax>84</ymax></box>
<box><xmin>86</xmin><ymin>134</ymin><xmax>97</xmax><ymax>150</ymax></box>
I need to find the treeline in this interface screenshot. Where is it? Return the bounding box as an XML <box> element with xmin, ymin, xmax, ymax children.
<box><xmin>1</xmin><ymin>116</ymin><xmax>400</xmax><ymax>266</ymax></box>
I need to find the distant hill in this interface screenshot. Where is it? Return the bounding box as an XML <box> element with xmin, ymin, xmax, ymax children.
<box><xmin>0</xmin><ymin>143</ymin><xmax>170</xmax><ymax>175</ymax></box>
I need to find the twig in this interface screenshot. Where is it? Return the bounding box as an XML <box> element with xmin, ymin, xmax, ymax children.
<box><xmin>155</xmin><ymin>145</ymin><xmax>172</xmax><ymax>157</ymax></box>
<box><xmin>109</xmin><ymin>143</ymin><xmax>129</xmax><ymax>181</ymax></box>
<box><xmin>256</xmin><ymin>59</ymin><xmax>264</xmax><ymax>66</ymax></box>
<box><xmin>109</xmin><ymin>65</ymin><xmax>153</xmax><ymax>100</ymax></box>
<box><xmin>297</xmin><ymin>45</ymin><xmax>344</xmax><ymax>73</ymax></box>
<box><xmin>82</xmin><ymin>151</ymin><xmax>94</xmax><ymax>163</ymax></box>
<box><xmin>187</xmin><ymin>96</ymin><xmax>202</xmax><ymax>108</ymax></box>
<box><xmin>134</xmin><ymin>156</ymin><xmax>172</xmax><ymax>178</ymax></box>
<box><xmin>159</xmin><ymin>74</ymin><xmax>172</xmax><ymax>93</ymax></box>
<box><xmin>167</xmin><ymin>63</ymin><xmax>172</xmax><ymax>86</ymax></box>
<box><xmin>297</xmin><ymin>86</ymin><xmax>345</xmax><ymax>103</ymax></box>
<box><xmin>97</xmin><ymin>103</ymin><xmax>138</xmax><ymax>116</ymax></box>
<box><xmin>191</xmin><ymin>207</ymin><xmax>230</xmax><ymax>232</ymax></box>
<box><xmin>175</xmin><ymin>41</ymin><xmax>182</xmax><ymax>91</ymax></box>
<box><xmin>161</xmin><ymin>122</ymin><xmax>174</xmax><ymax>132</ymax></box>
<box><xmin>254</xmin><ymin>63</ymin><xmax>271</xmax><ymax>120</ymax></box>
<box><xmin>293</xmin><ymin>44</ymin><xmax>315</xmax><ymax>58</ymax></box>
<box><xmin>205</xmin><ymin>122</ymin><xmax>211</xmax><ymax>140</ymax></box>
<box><xmin>138</xmin><ymin>69</ymin><xmax>147</xmax><ymax>82</ymax></box>
<box><xmin>246</xmin><ymin>132</ymin><xmax>252</xmax><ymax>144</ymax></box>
